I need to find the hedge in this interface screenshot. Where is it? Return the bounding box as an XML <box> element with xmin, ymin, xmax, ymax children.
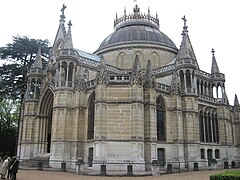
<box><xmin>210</xmin><ymin>170</ymin><xmax>240</xmax><ymax>180</ymax></box>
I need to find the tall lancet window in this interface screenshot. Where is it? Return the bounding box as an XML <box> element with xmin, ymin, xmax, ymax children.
<box><xmin>156</xmin><ymin>96</ymin><xmax>166</xmax><ymax>141</ymax></box>
<box><xmin>186</xmin><ymin>70</ymin><xmax>191</xmax><ymax>89</ymax></box>
<box><xmin>199</xmin><ymin>110</ymin><xmax>204</xmax><ymax>142</ymax></box>
<box><xmin>179</xmin><ymin>70</ymin><xmax>185</xmax><ymax>92</ymax></box>
<box><xmin>87</xmin><ymin>92</ymin><xmax>95</xmax><ymax>140</ymax></box>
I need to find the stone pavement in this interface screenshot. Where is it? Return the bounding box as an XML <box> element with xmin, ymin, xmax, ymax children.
<box><xmin>15</xmin><ymin>168</ymin><xmax>239</xmax><ymax>180</ymax></box>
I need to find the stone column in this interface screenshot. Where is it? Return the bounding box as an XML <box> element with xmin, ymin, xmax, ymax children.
<box><xmin>66</xmin><ymin>64</ymin><xmax>69</xmax><ymax>86</ymax></box>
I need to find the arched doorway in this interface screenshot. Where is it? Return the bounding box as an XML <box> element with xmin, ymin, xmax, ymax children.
<box><xmin>38</xmin><ymin>87</ymin><xmax>54</xmax><ymax>154</ymax></box>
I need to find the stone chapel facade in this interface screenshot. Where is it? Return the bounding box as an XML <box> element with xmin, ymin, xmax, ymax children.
<box><xmin>17</xmin><ymin>4</ymin><xmax>240</xmax><ymax>173</ymax></box>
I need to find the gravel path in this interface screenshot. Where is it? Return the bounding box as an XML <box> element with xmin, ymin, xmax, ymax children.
<box><xmin>15</xmin><ymin>169</ymin><xmax>239</xmax><ymax>180</ymax></box>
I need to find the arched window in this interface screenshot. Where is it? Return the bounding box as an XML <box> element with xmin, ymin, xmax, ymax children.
<box><xmin>68</xmin><ymin>62</ymin><xmax>74</xmax><ymax>82</ymax></box>
<box><xmin>200</xmin><ymin>80</ymin><xmax>203</xmax><ymax>96</ymax></box>
<box><xmin>217</xmin><ymin>83</ymin><xmax>222</xmax><ymax>99</ymax></box>
<box><xmin>68</xmin><ymin>62</ymin><xmax>74</xmax><ymax>87</ymax></box>
<box><xmin>212</xmin><ymin>84</ymin><xmax>217</xmax><ymax>98</ymax></box>
<box><xmin>212</xmin><ymin>112</ymin><xmax>216</xmax><ymax>143</ymax></box>
<box><xmin>204</xmin><ymin>112</ymin><xmax>208</xmax><ymax>142</ymax></box>
<box><xmin>199</xmin><ymin>110</ymin><xmax>204</xmax><ymax>142</ymax></box>
<box><xmin>215</xmin><ymin>114</ymin><xmax>219</xmax><ymax>143</ymax></box>
<box><xmin>29</xmin><ymin>78</ymin><xmax>36</xmax><ymax>99</ymax></box>
<box><xmin>186</xmin><ymin>70</ymin><xmax>191</xmax><ymax>88</ymax></box>
<box><xmin>208</xmin><ymin>112</ymin><xmax>212</xmax><ymax>143</ymax></box>
<box><xmin>156</xmin><ymin>96</ymin><xmax>166</xmax><ymax>141</ymax></box>
<box><xmin>36</xmin><ymin>79</ymin><xmax>42</xmax><ymax>99</ymax></box>
<box><xmin>87</xmin><ymin>92</ymin><xmax>95</xmax><ymax>140</ymax></box>
<box><xmin>117</xmin><ymin>52</ymin><xmax>125</xmax><ymax>68</ymax></box>
<box><xmin>196</xmin><ymin>79</ymin><xmax>200</xmax><ymax>96</ymax></box>
<box><xmin>179</xmin><ymin>70</ymin><xmax>185</xmax><ymax>92</ymax></box>
<box><xmin>61</xmin><ymin>62</ymin><xmax>67</xmax><ymax>86</ymax></box>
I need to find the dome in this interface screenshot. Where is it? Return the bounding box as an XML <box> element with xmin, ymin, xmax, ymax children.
<box><xmin>95</xmin><ymin>5</ymin><xmax>177</xmax><ymax>53</ymax></box>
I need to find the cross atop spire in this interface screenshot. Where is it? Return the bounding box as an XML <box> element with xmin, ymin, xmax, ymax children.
<box><xmin>182</xmin><ymin>15</ymin><xmax>188</xmax><ymax>33</ymax></box>
<box><xmin>182</xmin><ymin>15</ymin><xmax>187</xmax><ymax>27</ymax></box>
<box><xmin>60</xmin><ymin>4</ymin><xmax>67</xmax><ymax>21</ymax></box>
<box><xmin>211</xmin><ymin>48</ymin><xmax>220</xmax><ymax>74</ymax></box>
<box><xmin>211</xmin><ymin>48</ymin><xmax>215</xmax><ymax>57</ymax></box>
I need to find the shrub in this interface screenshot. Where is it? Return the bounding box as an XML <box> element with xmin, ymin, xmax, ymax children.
<box><xmin>210</xmin><ymin>170</ymin><xmax>240</xmax><ymax>180</ymax></box>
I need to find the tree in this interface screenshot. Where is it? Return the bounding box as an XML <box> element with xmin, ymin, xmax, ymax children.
<box><xmin>0</xmin><ymin>35</ymin><xmax>51</xmax><ymax>101</ymax></box>
<box><xmin>0</xmin><ymin>98</ymin><xmax>19</xmax><ymax>156</ymax></box>
<box><xmin>0</xmin><ymin>35</ymin><xmax>51</xmax><ymax>157</ymax></box>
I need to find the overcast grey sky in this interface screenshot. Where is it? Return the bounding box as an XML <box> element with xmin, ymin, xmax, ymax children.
<box><xmin>1</xmin><ymin>0</ymin><xmax>240</xmax><ymax>105</ymax></box>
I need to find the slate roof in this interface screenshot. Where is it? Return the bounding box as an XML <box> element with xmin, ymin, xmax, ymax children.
<box><xmin>96</xmin><ymin>20</ymin><xmax>177</xmax><ymax>52</ymax></box>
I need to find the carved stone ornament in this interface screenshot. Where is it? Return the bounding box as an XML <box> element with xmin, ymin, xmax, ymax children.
<box><xmin>170</xmin><ymin>72</ymin><xmax>180</xmax><ymax>95</ymax></box>
<box><xmin>130</xmin><ymin>55</ymin><xmax>143</xmax><ymax>85</ymax></box>
<box><xmin>145</xmin><ymin>60</ymin><xmax>156</xmax><ymax>88</ymax></box>
<box><xmin>95</xmin><ymin>55</ymin><xmax>108</xmax><ymax>85</ymax></box>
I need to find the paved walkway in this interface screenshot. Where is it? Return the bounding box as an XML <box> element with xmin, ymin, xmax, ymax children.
<box><xmin>16</xmin><ymin>168</ymin><xmax>239</xmax><ymax>180</ymax></box>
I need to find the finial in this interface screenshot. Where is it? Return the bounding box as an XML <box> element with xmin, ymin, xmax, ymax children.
<box><xmin>211</xmin><ymin>48</ymin><xmax>215</xmax><ymax>57</ymax></box>
<box><xmin>68</xmin><ymin>20</ymin><xmax>72</xmax><ymax>28</ymax></box>
<box><xmin>60</xmin><ymin>4</ymin><xmax>67</xmax><ymax>21</ymax></box>
<box><xmin>37</xmin><ymin>47</ymin><xmax>41</xmax><ymax>55</ymax></box>
<box><xmin>133</xmin><ymin>3</ymin><xmax>140</xmax><ymax>16</ymax></box>
<box><xmin>234</xmin><ymin>94</ymin><xmax>239</xmax><ymax>107</ymax></box>
<box><xmin>124</xmin><ymin>7</ymin><xmax>126</xmax><ymax>16</ymax></box>
<box><xmin>148</xmin><ymin>7</ymin><xmax>150</xmax><ymax>15</ymax></box>
<box><xmin>182</xmin><ymin>15</ymin><xmax>188</xmax><ymax>33</ymax></box>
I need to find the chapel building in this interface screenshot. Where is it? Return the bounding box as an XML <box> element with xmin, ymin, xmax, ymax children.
<box><xmin>17</xmin><ymin>4</ymin><xmax>240</xmax><ymax>174</ymax></box>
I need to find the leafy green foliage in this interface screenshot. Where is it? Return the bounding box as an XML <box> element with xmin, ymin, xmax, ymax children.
<box><xmin>210</xmin><ymin>170</ymin><xmax>240</xmax><ymax>180</ymax></box>
<box><xmin>0</xmin><ymin>98</ymin><xmax>20</xmax><ymax>156</ymax></box>
<box><xmin>0</xmin><ymin>35</ymin><xmax>51</xmax><ymax>157</ymax></box>
<box><xmin>0</xmin><ymin>35</ymin><xmax>51</xmax><ymax>100</ymax></box>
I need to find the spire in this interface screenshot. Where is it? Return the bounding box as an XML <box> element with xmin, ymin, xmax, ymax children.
<box><xmin>131</xmin><ymin>55</ymin><xmax>142</xmax><ymax>85</ymax></box>
<box><xmin>99</xmin><ymin>55</ymin><xmax>106</xmax><ymax>70</ymax></box>
<box><xmin>133</xmin><ymin>55</ymin><xmax>141</xmax><ymax>73</ymax></box>
<box><xmin>145</xmin><ymin>60</ymin><xmax>155</xmax><ymax>88</ymax></box>
<box><xmin>31</xmin><ymin>47</ymin><xmax>43</xmax><ymax>69</ymax></box>
<box><xmin>211</xmin><ymin>48</ymin><xmax>220</xmax><ymax>74</ymax></box>
<box><xmin>96</xmin><ymin>55</ymin><xmax>107</xmax><ymax>85</ymax></box>
<box><xmin>64</xmin><ymin>20</ymin><xmax>73</xmax><ymax>49</ymax></box>
<box><xmin>178</xmin><ymin>16</ymin><xmax>196</xmax><ymax>61</ymax></box>
<box><xmin>52</xmin><ymin>4</ymin><xmax>67</xmax><ymax>54</ymax></box>
<box><xmin>234</xmin><ymin>94</ymin><xmax>239</xmax><ymax>107</ymax></box>
<box><xmin>52</xmin><ymin>4</ymin><xmax>75</xmax><ymax>54</ymax></box>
